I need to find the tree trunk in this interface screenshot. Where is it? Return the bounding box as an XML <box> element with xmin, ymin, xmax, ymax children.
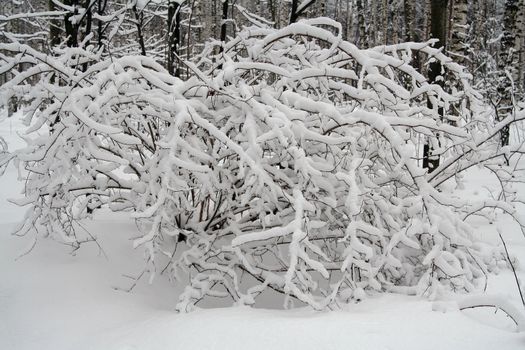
<box><xmin>423</xmin><ymin>0</ymin><xmax>448</xmax><ymax>172</ymax></box>
<box><xmin>515</xmin><ymin>0</ymin><xmax>524</xmax><ymax>91</ymax></box>
<box><xmin>64</xmin><ymin>0</ymin><xmax>79</xmax><ymax>48</ymax></box>
<box><xmin>49</xmin><ymin>0</ymin><xmax>61</xmax><ymax>50</ymax></box>
<box><xmin>268</xmin><ymin>0</ymin><xmax>277</xmax><ymax>27</ymax></box>
<box><xmin>497</xmin><ymin>0</ymin><xmax>522</xmax><ymax>147</ymax></box>
<box><xmin>450</xmin><ymin>0</ymin><xmax>468</xmax><ymax>64</ymax></box>
<box><xmin>404</xmin><ymin>0</ymin><xmax>415</xmax><ymax>42</ymax></box>
<box><xmin>82</xmin><ymin>0</ymin><xmax>93</xmax><ymax>71</ymax></box>
<box><xmin>220</xmin><ymin>0</ymin><xmax>229</xmax><ymax>44</ymax></box>
<box><xmin>370</xmin><ymin>0</ymin><xmax>378</xmax><ymax>45</ymax></box>
<box><xmin>167</xmin><ymin>1</ymin><xmax>181</xmax><ymax>77</ymax></box>
<box><xmin>381</xmin><ymin>0</ymin><xmax>388</xmax><ymax>45</ymax></box>
<box><xmin>132</xmin><ymin>4</ymin><xmax>147</xmax><ymax>56</ymax></box>
<box><xmin>423</xmin><ymin>0</ymin><xmax>431</xmax><ymax>42</ymax></box>
<box><xmin>391</xmin><ymin>0</ymin><xmax>399</xmax><ymax>44</ymax></box>
<box><xmin>290</xmin><ymin>0</ymin><xmax>316</xmax><ymax>24</ymax></box>
<box><xmin>356</xmin><ymin>0</ymin><xmax>367</xmax><ymax>48</ymax></box>
<box><xmin>343</xmin><ymin>0</ymin><xmax>352</xmax><ymax>40</ymax></box>
<box><xmin>97</xmin><ymin>0</ymin><xmax>107</xmax><ymax>50</ymax></box>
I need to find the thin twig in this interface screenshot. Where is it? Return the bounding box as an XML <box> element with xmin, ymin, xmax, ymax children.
<box><xmin>498</xmin><ymin>230</ymin><xmax>525</xmax><ymax>308</ymax></box>
<box><xmin>459</xmin><ymin>304</ymin><xmax>522</xmax><ymax>328</ymax></box>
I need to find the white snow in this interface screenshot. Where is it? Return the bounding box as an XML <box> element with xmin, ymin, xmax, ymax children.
<box><xmin>1</xmin><ymin>111</ymin><xmax>525</xmax><ymax>349</ymax></box>
<box><xmin>1</xmin><ymin>18</ymin><xmax>525</xmax><ymax>346</ymax></box>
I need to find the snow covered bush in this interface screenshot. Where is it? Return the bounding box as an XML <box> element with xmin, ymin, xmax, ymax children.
<box><xmin>1</xmin><ymin>19</ymin><xmax>524</xmax><ymax>311</ymax></box>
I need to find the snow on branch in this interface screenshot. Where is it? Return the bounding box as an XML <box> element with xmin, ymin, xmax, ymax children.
<box><xmin>1</xmin><ymin>19</ymin><xmax>523</xmax><ymax>311</ymax></box>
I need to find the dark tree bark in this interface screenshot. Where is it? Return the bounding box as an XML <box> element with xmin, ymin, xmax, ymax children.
<box><xmin>220</xmin><ymin>0</ymin><xmax>229</xmax><ymax>45</ymax></box>
<box><xmin>356</xmin><ymin>0</ymin><xmax>366</xmax><ymax>48</ymax></box>
<box><xmin>64</xmin><ymin>0</ymin><xmax>79</xmax><ymax>48</ymax></box>
<box><xmin>289</xmin><ymin>0</ymin><xmax>316</xmax><ymax>24</ymax></box>
<box><xmin>343</xmin><ymin>0</ymin><xmax>352</xmax><ymax>40</ymax></box>
<box><xmin>81</xmin><ymin>0</ymin><xmax>94</xmax><ymax>71</ymax></box>
<box><xmin>423</xmin><ymin>0</ymin><xmax>448</xmax><ymax>172</ymax></box>
<box><xmin>290</xmin><ymin>0</ymin><xmax>299</xmax><ymax>24</ymax></box>
<box><xmin>216</xmin><ymin>0</ymin><xmax>230</xmax><ymax>68</ymax></box>
<box><xmin>404</xmin><ymin>0</ymin><xmax>415</xmax><ymax>42</ymax></box>
<box><xmin>132</xmin><ymin>4</ymin><xmax>147</xmax><ymax>56</ymax></box>
<box><xmin>49</xmin><ymin>0</ymin><xmax>61</xmax><ymax>49</ymax></box>
<box><xmin>97</xmin><ymin>0</ymin><xmax>107</xmax><ymax>49</ymax></box>
<box><xmin>268</xmin><ymin>0</ymin><xmax>277</xmax><ymax>27</ymax></box>
<box><xmin>497</xmin><ymin>0</ymin><xmax>522</xmax><ymax>147</ymax></box>
<box><xmin>450</xmin><ymin>0</ymin><xmax>468</xmax><ymax>65</ymax></box>
<box><xmin>167</xmin><ymin>1</ymin><xmax>181</xmax><ymax>77</ymax></box>
<box><xmin>83</xmin><ymin>0</ymin><xmax>93</xmax><ymax>46</ymax></box>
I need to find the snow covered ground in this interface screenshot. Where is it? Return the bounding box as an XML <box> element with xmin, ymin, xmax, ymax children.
<box><xmin>1</xmin><ymin>114</ymin><xmax>525</xmax><ymax>349</ymax></box>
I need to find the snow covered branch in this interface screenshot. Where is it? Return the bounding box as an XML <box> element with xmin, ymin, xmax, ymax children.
<box><xmin>1</xmin><ymin>19</ymin><xmax>523</xmax><ymax>311</ymax></box>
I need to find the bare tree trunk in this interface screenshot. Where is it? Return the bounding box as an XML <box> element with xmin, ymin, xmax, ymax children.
<box><xmin>278</xmin><ymin>0</ymin><xmax>289</xmax><ymax>29</ymax></box>
<box><xmin>49</xmin><ymin>0</ymin><xmax>61</xmax><ymax>50</ymax></box>
<box><xmin>497</xmin><ymin>0</ymin><xmax>522</xmax><ymax>147</ymax></box>
<box><xmin>450</xmin><ymin>0</ymin><xmax>468</xmax><ymax>64</ymax></box>
<box><xmin>268</xmin><ymin>0</ymin><xmax>277</xmax><ymax>27</ymax></box>
<box><xmin>290</xmin><ymin>0</ymin><xmax>298</xmax><ymax>24</ymax></box>
<box><xmin>516</xmin><ymin>0</ymin><xmax>525</xmax><ymax>91</ymax></box>
<box><xmin>404</xmin><ymin>0</ymin><xmax>415</xmax><ymax>42</ymax></box>
<box><xmin>185</xmin><ymin>0</ymin><xmax>197</xmax><ymax>65</ymax></box>
<box><xmin>469</xmin><ymin>0</ymin><xmax>488</xmax><ymax>74</ymax></box>
<box><xmin>423</xmin><ymin>0</ymin><xmax>431</xmax><ymax>42</ymax></box>
<box><xmin>220</xmin><ymin>0</ymin><xmax>229</xmax><ymax>45</ymax></box>
<box><xmin>334</xmin><ymin>0</ymin><xmax>341</xmax><ymax>28</ymax></box>
<box><xmin>356</xmin><ymin>0</ymin><xmax>367</xmax><ymax>48</ymax></box>
<box><xmin>423</xmin><ymin>0</ymin><xmax>448</xmax><ymax>172</ymax></box>
<box><xmin>83</xmin><ymin>0</ymin><xmax>93</xmax><ymax>46</ymax></box>
<box><xmin>167</xmin><ymin>1</ymin><xmax>181</xmax><ymax>77</ymax></box>
<box><xmin>290</xmin><ymin>0</ymin><xmax>316</xmax><ymax>24</ymax></box>
<box><xmin>369</xmin><ymin>0</ymin><xmax>377</xmax><ymax>45</ymax></box>
<box><xmin>81</xmin><ymin>0</ymin><xmax>93</xmax><ymax>71</ymax></box>
<box><xmin>212</xmin><ymin>0</ymin><xmax>219</xmax><ymax>37</ymax></box>
<box><xmin>132</xmin><ymin>4</ymin><xmax>147</xmax><ymax>56</ymax></box>
<box><xmin>64</xmin><ymin>0</ymin><xmax>79</xmax><ymax>48</ymax></box>
<box><xmin>343</xmin><ymin>0</ymin><xmax>352</xmax><ymax>40</ymax></box>
<box><xmin>97</xmin><ymin>0</ymin><xmax>107</xmax><ymax>50</ymax></box>
<box><xmin>391</xmin><ymin>0</ymin><xmax>399</xmax><ymax>44</ymax></box>
<box><xmin>200</xmin><ymin>0</ymin><xmax>213</xmax><ymax>46</ymax></box>
<box><xmin>380</xmin><ymin>0</ymin><xmax>387</xmax><ymax>45</ymax></box>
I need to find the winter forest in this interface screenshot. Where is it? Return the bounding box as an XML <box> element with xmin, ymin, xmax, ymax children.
<box><xmin>1</xmin><ymin>0</ymin><xmax>525</xmax><ymax>348</ymax></box>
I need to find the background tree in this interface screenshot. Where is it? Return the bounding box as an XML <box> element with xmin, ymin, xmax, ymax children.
<box><xmin>422</xmin><ymin>0</ymin><xmax>448</xmax><ymax>172</ymax></box>
<box><xmin>497</xmin><ymin>0</ymin><xmax>524</xmax><ymax>147</ymax></box>
<box><xmin>167</xmin><ymin>0</ymin><xmax>182</xmax><ymax>76</ymax></box>
<box><xmin>290</xmin><ymin>0</ymin><xmax>316</xmax><ymax>24</ymax></box>
<box><xmin>450</xmin><ymin>0</ymin><xmax>468</xmax><ymax>64</ymax></box>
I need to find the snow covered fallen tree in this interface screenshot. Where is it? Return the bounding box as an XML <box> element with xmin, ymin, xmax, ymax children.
<box><xmin>1</xmin><ymin>19</ymin><xmax>524</xmax><ymax>311</ymax></box>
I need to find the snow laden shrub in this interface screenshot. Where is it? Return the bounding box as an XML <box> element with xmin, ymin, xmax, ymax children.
<box><xmin>1</xmin><ymin>19</ymin><xmax>524</xmax><ymax>311</ymax></box>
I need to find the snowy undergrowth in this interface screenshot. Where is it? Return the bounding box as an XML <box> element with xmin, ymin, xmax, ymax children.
<box><xmin>1</xmin><ymin>19</ymin><xmax>525</xmax><ymax>312</ymax></box>
<box><xmin>1</xmin><ymin>106</ymin><xmax>525</xmax><ymax>350</ymax></box>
